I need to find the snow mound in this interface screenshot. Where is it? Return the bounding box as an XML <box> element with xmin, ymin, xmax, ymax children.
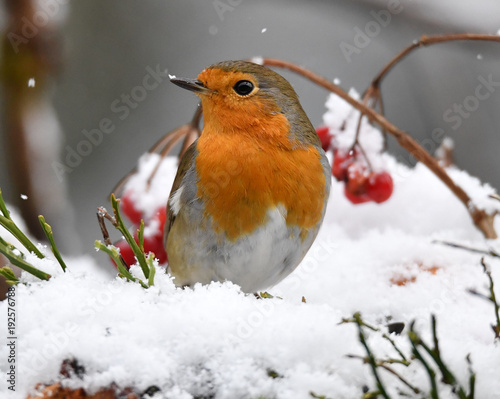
<box><xmin>2</xmin><ymin>154</ymin><xmax>500</xmax><ymax>397</ymax></box>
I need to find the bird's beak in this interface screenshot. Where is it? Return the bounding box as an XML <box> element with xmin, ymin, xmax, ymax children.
<box><xmin>170</xmin><ymin>77</ymin><xmax>212</xmax><ymax>95</ymax></box>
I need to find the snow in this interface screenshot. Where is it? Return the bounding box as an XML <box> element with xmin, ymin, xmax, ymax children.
<box><xmin>261</xmin><ymin>28</ymin><xmax>267</xmax><ymax>33</ymax></box>
<box><xmin>2</xmin><ymin>97</ymin><xmax>500</xmax><ymax>398</ymax></box>
<box><xmin>122</xmin><ymin>154</ymin><xmax>177</xmax><ymax>220</ymax></box>
<box><xmin>251</xmin><ymin>56</ymin><xmax>264</xmax><ymax>65</ymax></box>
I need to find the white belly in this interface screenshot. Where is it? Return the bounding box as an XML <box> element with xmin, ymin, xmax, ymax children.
<box><xmin>167</xmin><ymin>207</ymin><xmax>318</xmax><ymax>293</ymax></box>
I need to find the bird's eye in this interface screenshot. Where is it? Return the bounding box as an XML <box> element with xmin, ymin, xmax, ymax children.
<box><xmin>233</xmin><ymin>80</ymin><xmax>254</xmax><ymax>96</ymax></box>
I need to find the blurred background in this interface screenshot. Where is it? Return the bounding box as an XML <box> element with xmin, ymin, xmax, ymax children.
<box><xmin>0</xmin><ymin>0</ymin><xmax>499</xmax><ymax>260</ymax></box>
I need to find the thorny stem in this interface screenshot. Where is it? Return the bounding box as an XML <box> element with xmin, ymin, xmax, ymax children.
<box><xmin>261</xmin><ymin>56</ymin><xmax>498</xmax><ymax>239</ymax></box>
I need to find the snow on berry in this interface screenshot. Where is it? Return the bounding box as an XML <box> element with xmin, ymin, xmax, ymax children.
<box><xmin>120</xmin><ymin>190</ymin><xmax>143</xmax><ymax>225</ymax></box>
<box><xmin>120</xmin><ymin>154</ymin><xmax>177</xmax><ymax>221</ymax></box>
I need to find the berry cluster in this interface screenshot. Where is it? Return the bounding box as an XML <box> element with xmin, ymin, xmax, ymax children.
<box><xmin>114</xmin><ymin>191</ymin><xmax>168</xmax><ymax>269</ymax></box>
<box><xmin>316</xmin><ymin>126</ymin><xmax>393</xmax><ymax>204</ymax></box>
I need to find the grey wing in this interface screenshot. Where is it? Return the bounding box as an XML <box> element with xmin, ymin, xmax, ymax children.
<box><xmin>164</xmin><ymin>142</ymin><xmax>197</xmax><ymax>243</ymax></box>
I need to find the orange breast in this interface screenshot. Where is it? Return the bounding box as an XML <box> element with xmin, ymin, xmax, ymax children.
<box><xmin>195</xmin><ymin>114</ymin><xmax>326</xmax><ymax>241</ymax></box>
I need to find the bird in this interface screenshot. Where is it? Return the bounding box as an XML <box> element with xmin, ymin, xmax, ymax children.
<box><xmin>166</xmin><ymin>60</ymin><xmax>331</xmax><ymax>293</ymax></box>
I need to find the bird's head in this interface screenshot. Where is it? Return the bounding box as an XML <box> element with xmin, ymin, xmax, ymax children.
<box><xmin>171</xmin><ymin>60</ymin><xmax>319</xmax><ymax>146</ymax></box>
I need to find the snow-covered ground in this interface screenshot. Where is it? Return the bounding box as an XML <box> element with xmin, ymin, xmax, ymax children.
<box><xmin>2</xmin><ymin>95</ymin><xmax>500</xmax><ymax>398</ymax></box>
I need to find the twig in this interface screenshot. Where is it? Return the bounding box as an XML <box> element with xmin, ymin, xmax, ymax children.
<box><xmin>369</xmin><ymin>34</ymin><xmax>500</xmax><ymax>90</ymax></box>
<box><xmin>113</xmin><ymin>106</ymin><xmax>202</xmax><ymax>197</ymax></box>
<box><xmin>473</xmin><ymin>258</ymin><xmax>500</xmax><ymax>339</ymax></box>
<box><xmin>97</xmin><ymin>207</ymin><xmax>117</xmax><ymax>227</ymax></box>
<box><xmin>378</xmin><ymin>364</ymin><xmax>420</xmax><ymax>394</ymax></box>
<box><xmin>261</xmin><ymin>57</ymin><xmax>497</xmax><ymax>239</ymax></box>
<box><xmin>433</xmin><ymin>240</ymin><xmax>500</xmax><ymax>258</ymax></box>
<box><xmin>38</xmin><ymin>216</ymin><xmax>67</xmax><ymax>272</ymax></box>
<box><xmin>96</xmin><ymin>211</ymin><xmax>113</xmax><ymax>246</ymax></box>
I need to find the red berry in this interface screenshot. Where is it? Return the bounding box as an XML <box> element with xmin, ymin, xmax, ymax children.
<box><xmin>120</xmin><ymin>191</ymin><xmax>143</xmax><ymax>225</ymax></box>
<box><xmin>153</xmin><ymin>207</ymin><xmax>167</xmax><ymax>231</ymax></box>
<box><xmin>332</xmin><ymin>149</ymin><xmax>355</xmax><ymax>181</ymax></box>
<box><xmin>315</xmin><ymin>125</ymin><xmax>333</xmax><ymax>152</ymax></box>
<box><xmin>344</xmin><ymin>185</ymin><xmax>371</xmax><ymax>204</ymax></box>
<box><xmin>113</xmin><ymin>239</ymin><xmax>135</xmax><ymax>269</ymax></box>
<box><xmin>366</xmin><ymin>171</ymin><xmax>394</xmax><ymax>203</ymax></box>
<box><xmin>345</xmin><ymin>164</ymin><xmax>369</xmax><ymax>196</ymax></box>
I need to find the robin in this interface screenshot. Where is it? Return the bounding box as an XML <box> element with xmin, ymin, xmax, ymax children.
<box><xmin>167</xmin><ymin>60</ymin><xmax>331</xmax><ymax>293</ymax></box>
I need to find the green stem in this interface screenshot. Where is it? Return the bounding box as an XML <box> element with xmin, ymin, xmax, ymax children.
<box><xmin>0</xmin><ymin>188</ymin><xmax>11</xmax><ymax>218</ymax></box>
<box><xmin>481</xmin><ymin>259</ymin><xmax>500</xmax><ymax>339</ymax></box>
<box><xmin>0</xmin><ymin>266</ymin><xmax>19</xmax><ymax>285</ymax></box>
<box><xmin>408</xmin><ymin>329</ymin><xmax>439</xmax><ymax>399</ymax></box>
<box><xmin>382</xmin><ymin>333</ymin><xmax>408</xmax><ymax>363</ymax></box>
<box><xmin>95</xmin><ymin>241</ymin><xmax>148</xmax><ymax>288</ymax></box>
<box><xmin>147</xmin><ymin>253</ymin><xmax>156</xmax><ymax>286</ymax></box>
<box><xmin>138</xmin><ymin>220</ymin><xmax>145</xmax><ymax>252</ymax></box>
<box><xmin>467</xmin><ymin>355</ymin><xmax>476</xmax><ymax>399</ymax></box>
<box><xmin>110</xmin><ymin>194</ymin><xmax>150</xmax><ymax>279</ymax></box>
<box><xmin>0</xmin><ymin>215</ymin><xmax>44</xmax><ymax>258</ymax></box>
<box><xmin>0</xmin><ymin>240</ymin><xmax>50</xmax><ymax>281</ymax></box>
<box><xmin>38</xmin><ymin>215</ymin><xmax>67</xmax><ymax>272</ymax></box>
<box><xmin>354</xmin><ymin>313</ymin><xmax>391</xmax><ymax>399</ymax></box>
<box><xmin>417</xmin><ymin>318</ymin><xmax>457</xmax><ymax>387</ymax></box>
